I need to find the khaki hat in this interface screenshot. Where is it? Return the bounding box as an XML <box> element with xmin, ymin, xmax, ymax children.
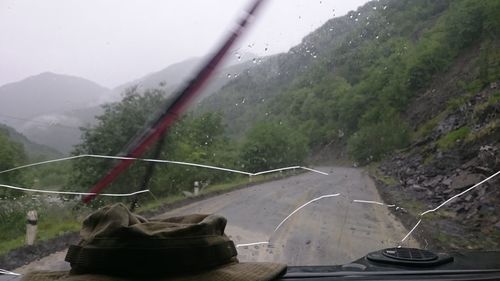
<box><xmin>22</xmin><ymin>203</ymin><xmax>286</xmax><ymax>281</ymax></box>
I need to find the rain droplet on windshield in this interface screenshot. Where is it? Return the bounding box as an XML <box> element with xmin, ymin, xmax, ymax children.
<box><xmin>227</xmin><ymin>74</ymin><xmax>232</xmax><ymax>78</ymax></box>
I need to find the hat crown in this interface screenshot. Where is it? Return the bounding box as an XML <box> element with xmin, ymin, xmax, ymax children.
<box><xmin>80</xmin><ymin>203</ymin><xmax>227</xmax><ymax>242</ymax></box>
<box><xmin>65</xmin><ymin>203</ymin><xmax>237</xmax><ymax>277</ymax></box>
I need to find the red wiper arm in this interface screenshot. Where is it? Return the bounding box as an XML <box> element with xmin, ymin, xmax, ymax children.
<box><xmin>83</xmin><ymin>0</ymin><xmax>267</xmax><ymax>203</ymax></box>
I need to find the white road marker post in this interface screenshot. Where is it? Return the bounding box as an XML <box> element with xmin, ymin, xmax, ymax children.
<box><xmin>26</xmin><ymin>210</ymin><xmax>38</xmax><ymax>246</ymax></box>
<box><xmin>194</xmin><ymin>181</ymin><xmax>200</xmax><ymax>196</ymax></box>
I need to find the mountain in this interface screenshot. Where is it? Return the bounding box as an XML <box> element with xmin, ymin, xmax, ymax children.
<box><xmin>0</xmin><ymin>72</ymin><xmax>110</xmax><ymax>153</ymax></box>
<box><xmin>196</xmin><ymin>0</ymin><xmax>498</xmax><ymax>149</ymax></box>
<box><xmin>113</xmin><ymin>57</ymin><xmax>200</xmax><ymax>98</ymax></box>
<box><xmin>0</xmin><ymin>72</ymin><xmax>110</xmax><ymax>119</ymax></box>
<box><xmin>194</xmin><ymin>11</ymin><xmax>357</xmax><ymax>136</ymax></box>
<box><xmin>15</xmin><ymin>105</ymin><xmax>104</xmax><ymax>154</ymax></box>
<box><xmin>0</xmin><ymin>53</ymin><xmax>257</xmax><ymax>153</ymax></box>
<box><xmin>112</xmin><ymin>53</ymin><xmax>257</xmax><ymax>102</ymax></box>
<box><xmin>0</xmin><ymin>123</ymin><xmax>62</xmax><ymax>160</ymax></box>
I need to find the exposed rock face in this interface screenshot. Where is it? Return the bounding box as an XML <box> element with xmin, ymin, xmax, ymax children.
<box><xmin>378</xmin><ymin>86</ymin><xmax>500</xmax><ymax>250</ymax></box>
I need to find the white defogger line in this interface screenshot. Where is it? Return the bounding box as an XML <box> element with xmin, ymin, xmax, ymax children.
<box><xmin>0</xmin><ymin>155</ymin><xmax>328</xmax><ymax>196</ymax></box>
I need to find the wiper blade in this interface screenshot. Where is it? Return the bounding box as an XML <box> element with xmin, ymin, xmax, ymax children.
<box><xmin>82</xmin><ymin>0</ymin><xmax>268</xmax><ymax>203</ymax></box>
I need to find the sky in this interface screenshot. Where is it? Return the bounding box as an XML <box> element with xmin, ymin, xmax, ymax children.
<box><xmin>0</xmin><ymin>0</ymin><xmax>368</xmax><ymax>88</ymax></box>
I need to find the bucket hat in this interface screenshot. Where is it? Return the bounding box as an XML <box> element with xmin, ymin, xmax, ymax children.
<box><xmin>22</xmin><ymin>203</ymin><xmax>286</xmax><ymax>281</ymax></box>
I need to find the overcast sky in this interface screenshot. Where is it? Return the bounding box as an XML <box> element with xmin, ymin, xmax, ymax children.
<box><xmin>0</xmin><ymin>0</ymin><xmax>368</xmax><ymax>88</ymax></box>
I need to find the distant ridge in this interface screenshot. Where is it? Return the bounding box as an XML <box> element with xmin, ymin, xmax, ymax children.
<box><xmin>0</xmin><ymin>123</ymin><xmax>62</xmax><ymax>160</ymax></box>
<box><xmin>0</xmin><ymin>72</ymin><xmax>110</xmax><ymax>153</ymax></box>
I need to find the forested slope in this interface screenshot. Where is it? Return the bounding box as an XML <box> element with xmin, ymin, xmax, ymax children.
<box><xmin>196</xmin><ymin>0</ymin><xmax>499</xmax><ymax>164</ymax></box>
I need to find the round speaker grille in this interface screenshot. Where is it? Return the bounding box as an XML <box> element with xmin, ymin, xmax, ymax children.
<box><xmin>382</xmin><ymin>247</ymin><xmax>438</xmax><ymax>261</ymax></box>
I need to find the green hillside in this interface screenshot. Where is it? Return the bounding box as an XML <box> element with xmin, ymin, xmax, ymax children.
<box><xmin>0</xmin><ymin>124</ymin><xmax>62</xmax><ymax>161</ymax></box>
<box><xmin>196</xmin><ymin>0</ymin><xmax>499</xmax><ymax>164</ymax></box>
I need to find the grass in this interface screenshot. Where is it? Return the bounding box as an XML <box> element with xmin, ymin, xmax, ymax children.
<box><xmin>137</xmin><ymin>172</ymin><xmax>291</xmax><ymax>214</ymax></box>
<box><xmin>366</xmin><ymin>163</ymin><xmax>399</xmax><ymax>186</ymax></box>
<box><xmin>0</xmin><ymin>208</ymin><xmax>81</xmax><ymax>256</ymax></box>
<box><xmin>0</xmin><ymin>237</ymin><xmax>24</xmax><ymax>256</ymax></box>
<box><xmin>472</xmin><ymin>90</ymin><xmax>500</xmax><ymax>119</ymax></box>
<box><xmin>466</xmin><ymin>120</ymin><xmax>499</xmax><ymax>143</ymax></box>
<box><xmin>414</xmin><ymin>110</ymin><xmax>447</xmax><ymax>140</ymax></box>
<box><xmin>36</xmin><ymin>218</ymin><xmax>80</xmax><ymax>241</ymax></box>
<box><xmin>436</xmin><ymin>126</ymin><xmax>471</xmax><ymax>150</ymax></box>
<box><xmin>446</xmin><ymin>94</ymin><xmax>471</xmax><ymax>112</ymax></box>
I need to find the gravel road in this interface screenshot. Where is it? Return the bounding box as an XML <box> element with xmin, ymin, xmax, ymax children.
<box><xmin>155</xmin><ymin>166</ymin><xmax>418</xmax><ymax>265</ymax></box>
<box><xmin>13</xmin><ymin>166</ymin><xmax>417</xmax><ymax>274</ymax></box>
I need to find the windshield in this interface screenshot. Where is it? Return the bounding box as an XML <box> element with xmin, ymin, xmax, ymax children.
<box><xmin>1</xmin><ymin>0</ymin><xmax>499</xmax><ymax>275</ymax></box>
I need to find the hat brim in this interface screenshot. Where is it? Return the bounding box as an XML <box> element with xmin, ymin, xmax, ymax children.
<box><xmin>21</xmin><ymin>262</ymin><xmax>287</xmax><ymax>281</ymax></box>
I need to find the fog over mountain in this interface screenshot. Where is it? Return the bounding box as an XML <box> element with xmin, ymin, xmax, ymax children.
<box><xmin>0</xmin><ymin>124</ymin><xmax>62</xmax><ymax>160</ymax></box>
<box><xmin>0</xmin><ymin>72</ymin><xmax>110</xmax><ymax>118</ymax></box>
<box><xmin>0</xmin><ymin>54</ymin><xmax>257</xmax><ymax>154</ymax></box>
<box><xmin>112</xmin><ymin>52</ymin><xmax>257</xmax><ymax>101</ymax></box>
<box><xmin>0</xmin><ymin>72</ymin><xmax>110</xmax><ymax>153</ymax></box>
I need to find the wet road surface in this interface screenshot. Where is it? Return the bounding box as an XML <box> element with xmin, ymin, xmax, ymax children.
<box><xmin>155</xmin><ymin>166</ymin><xmax>418</xmax><ymax>265</ymax></box>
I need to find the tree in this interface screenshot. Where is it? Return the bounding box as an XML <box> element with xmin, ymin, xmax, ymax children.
<box><xmin>70</xmin><ymin>88</ymin><xmax>167</xmax><ymax>194</ymax></box>
<box><xmin>240</xmin><ymin>121</ymin><xmax>309</xmax><ymax>172</ymax></box>
<box><xmin>71</xmin><ymin>87</ymin><xmax>238</xmax><ymax>197</ymax></box>
<box><xmin>348</xmin><ymin>116</ymin><xmax>410</xmax><ymax>164</ymax></box>
<box><xmin>0</xmin><ymin>129</ymin><xmax>27</xmax><ymax>196</ymax></box>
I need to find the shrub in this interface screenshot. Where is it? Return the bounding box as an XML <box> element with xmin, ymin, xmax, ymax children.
<box><xmin>348</xmin><ymin>118</ymin><xmax>410</xmax><ymax>164</ymax></box>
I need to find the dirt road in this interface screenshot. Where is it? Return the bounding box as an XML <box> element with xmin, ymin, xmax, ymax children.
<box><xmin>155</xmin><ymin>166</ymin><xmax>417</xmax><ymax>265</ymax></box>
<box><xmin>14</xmin><ymin>166</ymin><xmax>417</xmax><ymax>273</ymax></box>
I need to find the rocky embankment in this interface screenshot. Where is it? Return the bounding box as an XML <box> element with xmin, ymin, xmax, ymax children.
<box><xmin>377</xmin><ymin>85</ymin><xmax>500</xmax><ymax>250</ymax></box>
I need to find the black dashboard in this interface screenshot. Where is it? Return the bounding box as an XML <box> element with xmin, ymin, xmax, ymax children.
<box><xmin>2</xmin><ymin>249</ymin><xmax>500</xmax><ymax>281</ymax></box>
